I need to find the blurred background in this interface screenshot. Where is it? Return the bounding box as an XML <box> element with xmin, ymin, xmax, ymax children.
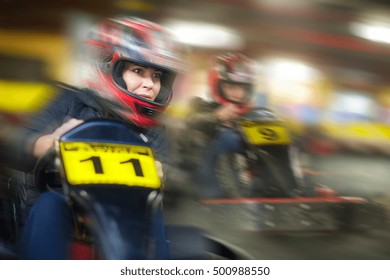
<box><xmin>2</xmin><ymin>0</ymin><xmax>390</xmax><ymax>152</ymax></box>
<box><xmin>1</xmin><ymin>0</ymin><xmax>390</xmax><ymax>259</ymax></box>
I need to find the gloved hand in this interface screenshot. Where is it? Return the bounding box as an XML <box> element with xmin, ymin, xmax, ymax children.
<box><xmin>32</xmin><ymin>118</ymin><xmax>84</xmax><ymax>158</ymax></box>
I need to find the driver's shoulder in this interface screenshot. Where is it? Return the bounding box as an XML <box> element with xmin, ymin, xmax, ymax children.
<box><xmin>53</xmin><ymin>83</ymin><xmax>90</xmax><ymax>103</ymax></box>
<box><xmin>189</xmin><ymin>96</ymin><xmax>219</xmax><ymax>112</ymax></box>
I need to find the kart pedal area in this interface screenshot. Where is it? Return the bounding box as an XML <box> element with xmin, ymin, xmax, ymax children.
<box><xmin>200</xmin><ymin>195</ymin><xmax>387</xmax><ymax>232</ymax></box>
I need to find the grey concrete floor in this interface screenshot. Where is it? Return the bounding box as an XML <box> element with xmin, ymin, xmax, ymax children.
<box><xmin>164</xmin><ymin>151</ymin><xmax>390</xmax><ymax>260</ymax></box>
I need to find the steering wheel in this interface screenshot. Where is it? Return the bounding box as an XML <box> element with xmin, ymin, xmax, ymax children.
<box><xmin>33</xmin><ymin>147</ymin><xmax>60</xmax><ymax>192</ymax></box>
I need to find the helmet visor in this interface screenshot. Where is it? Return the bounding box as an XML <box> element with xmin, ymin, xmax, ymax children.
<box><xmin>218</xmin><ymin>80</ymin><xmax>252</xmax><ymax>104</ymax></box>
<box><xmin>112</xmin><ymin>59</ymin><xmax>176</xmax><ymax>106</ymax></box>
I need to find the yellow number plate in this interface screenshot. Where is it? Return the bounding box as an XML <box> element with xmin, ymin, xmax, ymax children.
<box><xmin>59</xmin><ymin>142</ymin><xmax>161</xmax><ymax>188</ymax></box>
<box><xmin>239</xmin><ymin>121</ymin><xmax>291</xmax><ymax>145</ymax></box>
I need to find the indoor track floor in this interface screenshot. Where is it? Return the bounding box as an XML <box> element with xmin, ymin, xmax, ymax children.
<box><xmin>164</xmin><ymin>151</ymin><xmax>390</xmax><ymax>259</ymax></box>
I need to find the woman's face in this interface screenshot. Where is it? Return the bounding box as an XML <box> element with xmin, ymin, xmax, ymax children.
<box><xmin>122</xmin><ymin>63</ymin><xmax>162</xmax><ymax>101</ymax></box>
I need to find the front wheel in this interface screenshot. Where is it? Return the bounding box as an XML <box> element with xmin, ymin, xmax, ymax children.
<box><xmin>215</xmin><ymin>152</ymin><xmax>291</xmax><ymax>198</ymax></box>
<box><xmin>215</xmin><ymin>153</ymin><xmax>255</xmax><ymax>198</ymax></box>
<box><xmin>215</xmin><ymin>146</ymin><xmax>312</xmax><ymax>198</ymax></box>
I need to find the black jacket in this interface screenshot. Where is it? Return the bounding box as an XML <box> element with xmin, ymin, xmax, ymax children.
<box><xmin>10</xmin><ymin>83</ymin><xmax>169</xmax><ymax>172</ymax></box>
<box><xmin>185</xmin><ymin>96</ymin><xmax>222</xmax><ymax>138</ymax></box>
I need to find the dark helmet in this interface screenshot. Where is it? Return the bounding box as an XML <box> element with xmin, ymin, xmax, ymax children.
<box><xmin>85</xmin><ymin>16</ymin><xmax>184</xmax><ymax>127</ymax></box>
<box><xmin>208</xmin><ymin>52</ymin><xmax>255</xmax><ymax>114</ymax></box>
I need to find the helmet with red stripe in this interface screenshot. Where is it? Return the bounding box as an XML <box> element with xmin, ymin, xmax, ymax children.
<box><xmin>208</xmin><ymin>52</ymin><xmax>255</xmax><ymax>114</ymax></box>
<box><xmin>85</xmin><ymin>16</ymin><xmax>184</xmax><ymax>127</ymax></box>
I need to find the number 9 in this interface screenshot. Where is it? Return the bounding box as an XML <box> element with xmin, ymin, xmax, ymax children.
<box><xmin>258</xmin><ymin>128</ymin><xmax>278</xmax><ymax>141</ymax></box>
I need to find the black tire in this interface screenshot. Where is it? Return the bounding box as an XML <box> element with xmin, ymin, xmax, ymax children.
<box><xmin>0</xmin><ymin>169</ymin><xmax>37</xmax><ymax>252</ymax></box>
<box><xmin>255</xmin><ymin>145</ymin><xmax>306</xmax><ymax>197</ymax></box>
<box><xmin>215</xmin><ymin>153</ymin><xmax>253</xmax><ymax>198</ymax></box>
<box><xmin>33</xmin><ymin>148</ymin><xmax>59</xmax><ymax>191</ymax></box>
<box><xmin>215</xmin><ymin>152</ymin><xmax>291</xmax><ymax>198</ymax></box>
<box><xmin>215</xmin><ymin>145</ymin><xmax>311</xmax><ymax>198</ymax></box>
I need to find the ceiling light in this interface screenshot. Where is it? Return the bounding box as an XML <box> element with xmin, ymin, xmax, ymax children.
<box><xmin>164</xmin><ymin>20</ymin><xmax>244</xmax><ymax>49</ymax></box>
<box><xmin>350</xmin><ymin>22</ymin><xmax>390</xmax><ymax>44</ymax></box>
<box><xmin>265</xmin><ymin>59</ymin><xmax>319</xmax><ymax>82</ymax></box>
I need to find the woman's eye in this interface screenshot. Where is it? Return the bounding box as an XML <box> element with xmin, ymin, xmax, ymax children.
<box><xmin>133</xmin><ymin>68</ymin><xmax>144</xmax><ymax>74</ymax></box>
<box><xmin>154</xmin><ymin>72</ymin><xmax>162</xmax><ymax>79</ymax></box>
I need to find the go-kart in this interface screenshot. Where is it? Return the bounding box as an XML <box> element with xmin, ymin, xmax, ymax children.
<box><xmin>166</xmin><ymin>107</ymin><xmax>386</xmax><ymax>232</ymax></box>
<box><xmin>0</xmin><ymin>119</ymin><xmax>252</xmax><ymax>259</ymax></box>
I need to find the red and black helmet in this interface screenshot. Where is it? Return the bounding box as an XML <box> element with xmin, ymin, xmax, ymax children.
<box><xmin>85</xmin><ymin>16</ymin><xmax>184</xmax><ymax>127</ymax></box>
<box><xmin>208</xmin><ymin>52</ymin><xmax>255</xmax><ymax>114</ymax></box>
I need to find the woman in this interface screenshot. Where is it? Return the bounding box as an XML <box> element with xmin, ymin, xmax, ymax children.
<box><xmin>17</xmin><ymin>16</ymin><xmax>184</xmax><ymax>259</ymax></box>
